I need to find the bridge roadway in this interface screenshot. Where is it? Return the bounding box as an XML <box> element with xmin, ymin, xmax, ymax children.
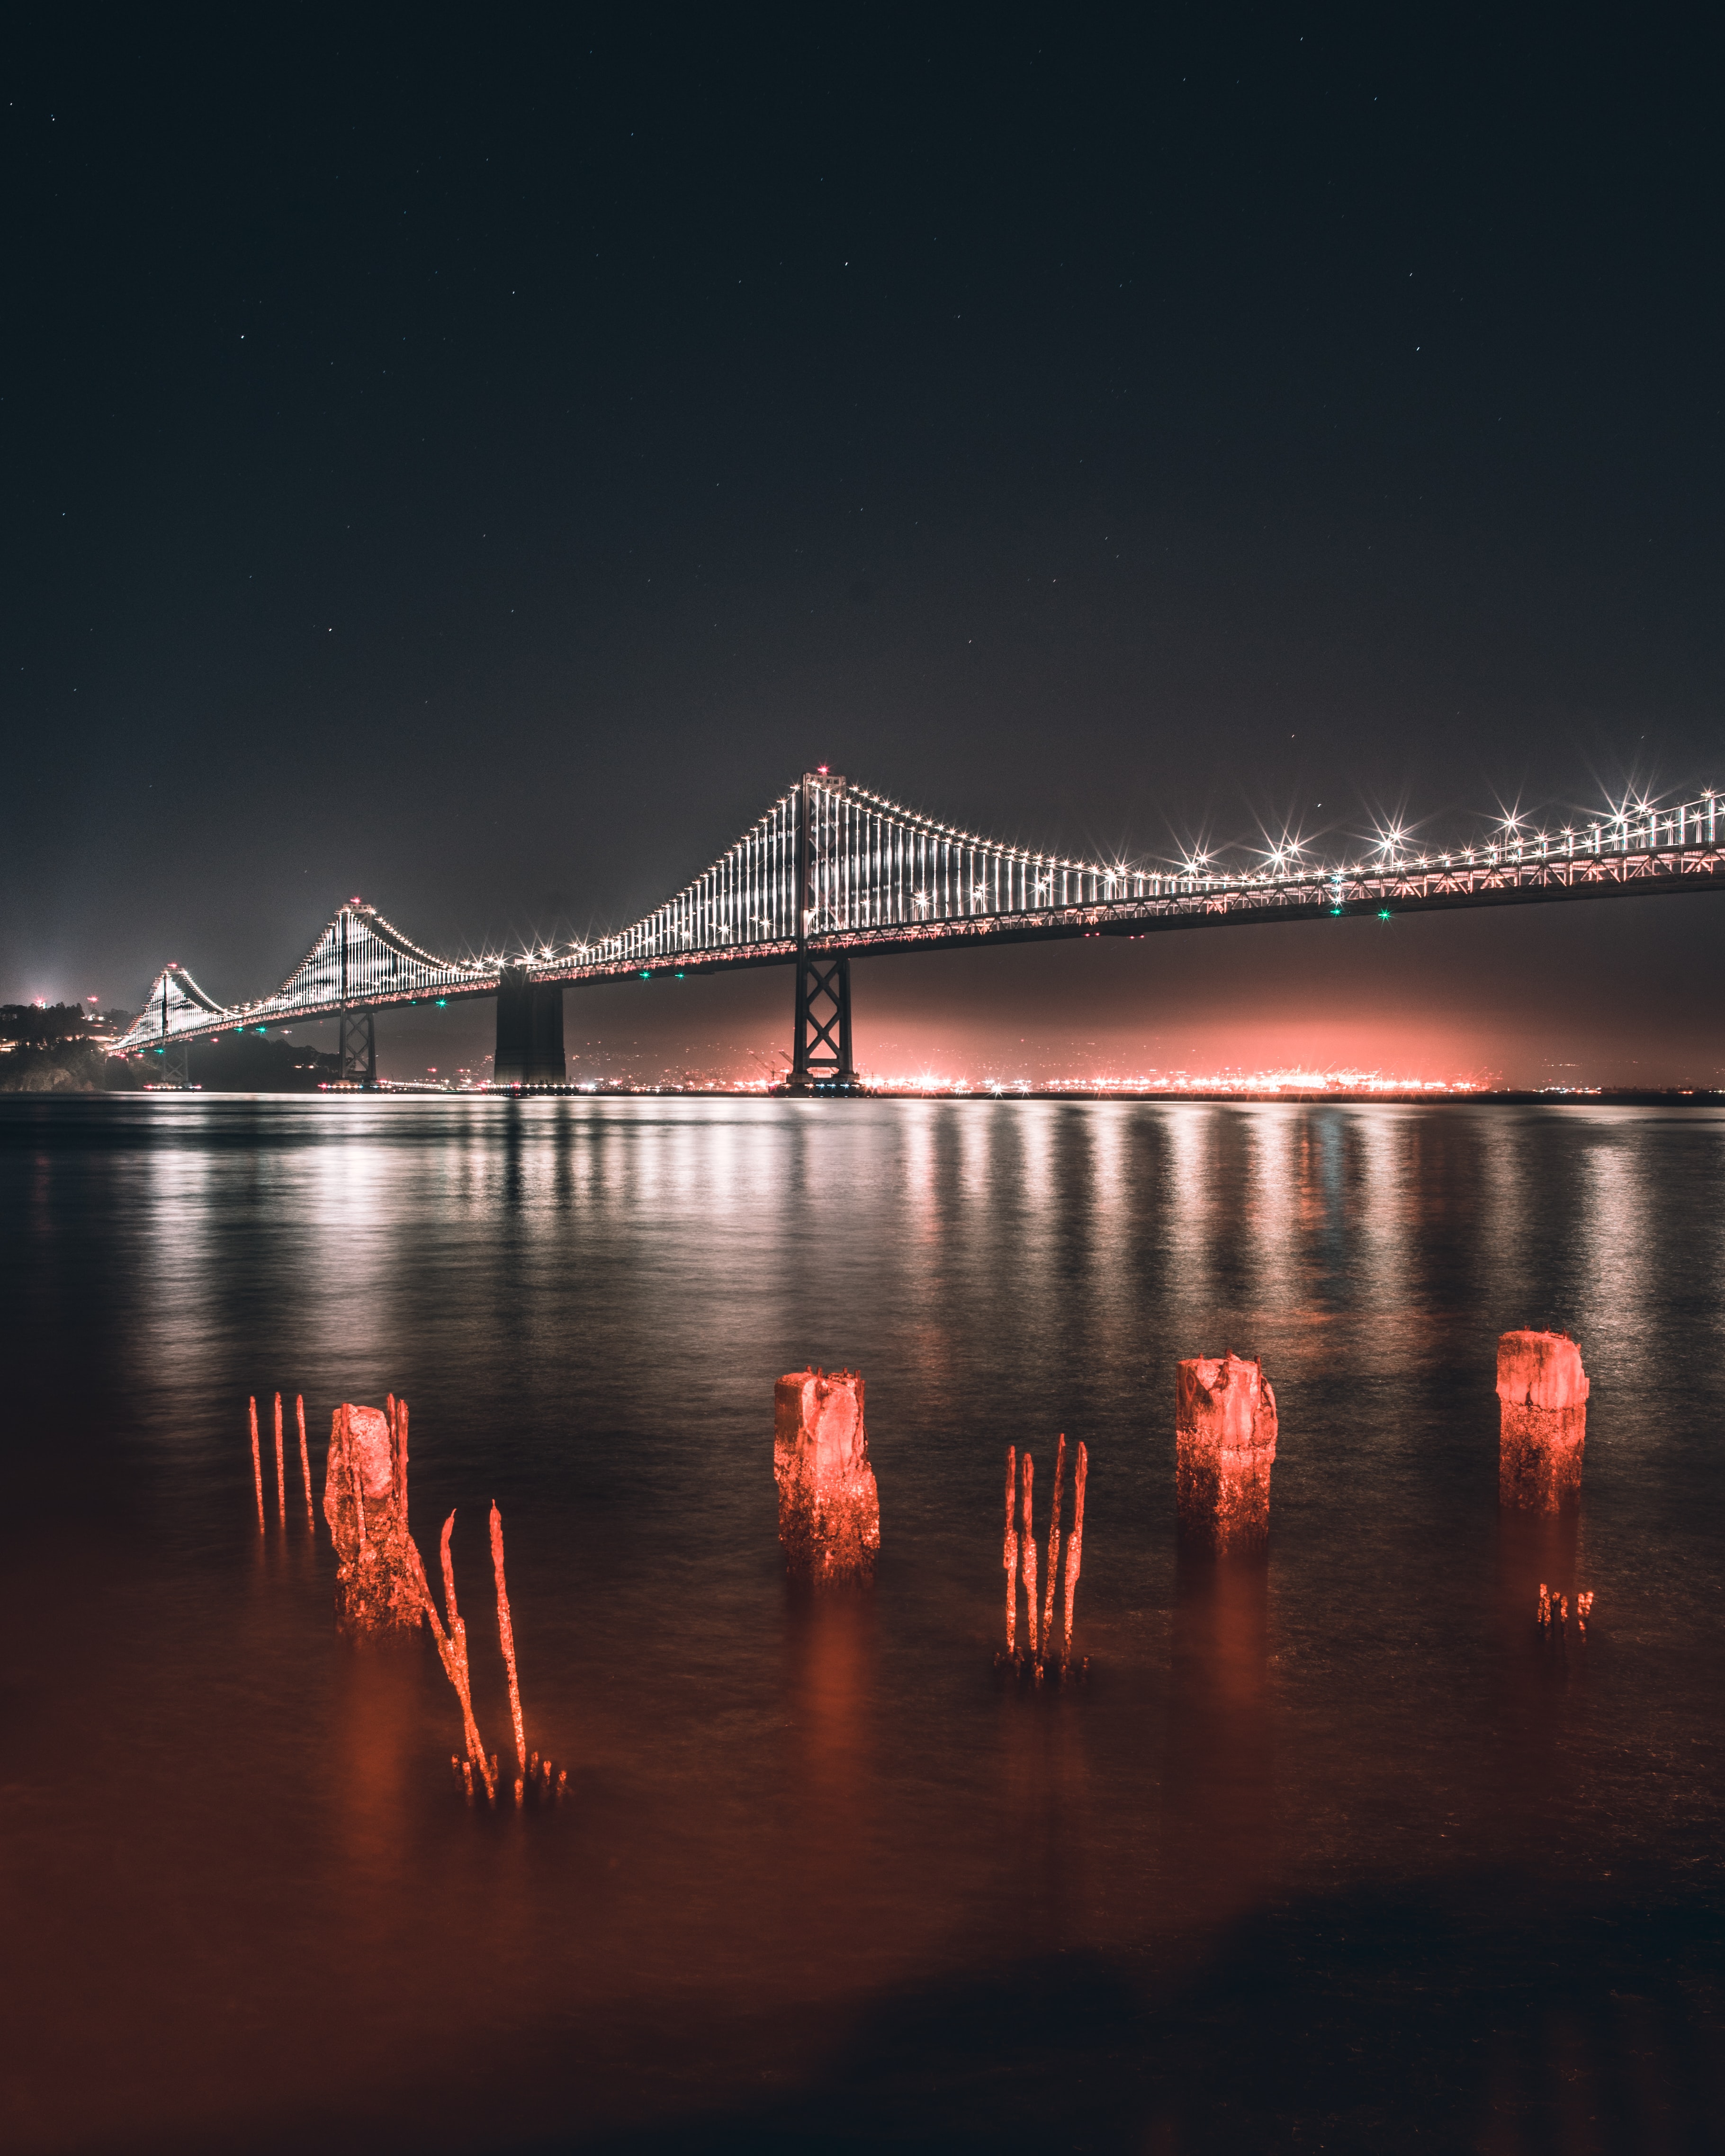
<box><xmin>114</xmin><ymin>772</ymin><xmax>1725</xmax><ymax>1089</ymax></box>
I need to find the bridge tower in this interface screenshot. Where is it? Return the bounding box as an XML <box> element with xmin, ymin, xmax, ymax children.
<box><xmin>494</xmin><ymin>967</ymin><xmax>567</xmax><ymax>1086</ymax></box>
<box><xmin>339</xmin><ymin>1010</ymin><xmax>377</xmax><ymax>1086</ymax></box>
<box><xmin>786</xmin><ymin>770</ymin><xmax>859</xmax><ymax>1093</ymax></box>
<box><xmin>333</xmin><ymin>906</ymin><xmax>378</xmax><ymax>1087</ymax></box>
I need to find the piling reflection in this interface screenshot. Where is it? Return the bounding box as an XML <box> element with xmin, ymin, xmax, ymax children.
<box><xmin>782</xmin><ymin>1587</ymin><xmax>878</xmax><ymax>1928</ymax></box>
<box><xmin>332</xmin><ymin>1638</ymin><xmax>422</xmax><ymax>1881</ymax></box>
<box><xmin>1164</xmin><ymin>1551</ymin><xmax>1274</xmax><ymax>1922</ymax></box>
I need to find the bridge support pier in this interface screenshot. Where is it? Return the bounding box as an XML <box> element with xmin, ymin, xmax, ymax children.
<box><xmin>786</xmin><ymin>951</ymin><xmax>857</xmax><ymax>1092</ymax></box>
<box><xmin>494</xmin><ymin>969</ymin><xmax>566</xmax><ymax>1086</ymax></box>
<box><xmin>339</xmin><ymin>1010</ymin><xmax>377</xmax><ymax>1087</ymax></box>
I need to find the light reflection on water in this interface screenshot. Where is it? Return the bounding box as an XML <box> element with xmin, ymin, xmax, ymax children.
<box><xmin>3</xmin><ymin>1094</ymin><xmax>1725</xmax><ymax>2152</ymax></box>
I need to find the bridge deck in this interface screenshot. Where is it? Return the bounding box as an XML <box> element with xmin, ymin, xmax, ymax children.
<box><xmin>112</xmin><ymin>776</ymin><xmax>1725</xmax><ymax>1052</ymax></box>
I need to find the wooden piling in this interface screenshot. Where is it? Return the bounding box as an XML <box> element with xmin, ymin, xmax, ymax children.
<box><xmin>296</xmin><ymin>1394</ymin><xmax>313</xmax><ymax>1522</ymax></box>
<box><xmin>1042</xmin><ymin>1432</ymin><xmax>1066</xmax><ymax>1646</ymax></box>
<box><xmin>248</xmin><ymin>1396</ymin><xmax>264</xmax><ymax>1530</ymax></box>
<box><xmin>441</xmin><ymin>1515</ymin><xmax>495</xmax><ymax>1798</ymax></box>
<box><xmin>1062</xmin><ymin>1441</ymin><xmax>1087</xmax><ymax>1662</ymax></box>
<box><xmin>1498</xmin><ymin>1330</ymin><xmax>1588</xmax><ymax>1510</ymax></box>
<box><xmin>490</xmin><ymin>1503</ymin><xmax>528</xmax><ymax>1779</ymax></box>
<box><xmin>1021</xmin><ymin>1452</ymin><xmax>1039</xmax><ymax>1659</ymax></box>
<box><xmin>1003</xmin><ymin>1447</ymin><xmax>1018</xmax><ymax>1656</ymax></box>
<box><xmin>273</xmin><ymin>1393</ymin><xmax>286</xmax><ymax>1522</ymax></box>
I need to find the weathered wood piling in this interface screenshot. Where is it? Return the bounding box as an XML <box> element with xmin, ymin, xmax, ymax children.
<box><xmin>1498</xmin><ymin>1330</ymin><xmax>1588</xmax><ymax>1511</ymax></box>
<box><xmin>773</xmin><ymin>1367</ymin><xmax>881</xmax><ymax>1585</ymax></box>
<box><xmin>1176</xmin><ymin>1353</ymin><xmax>1277</xmax><ymax>1555</ymax></box>
<box><xmin>322</xmin><ymin>1401</ymin><xmax>425</xmax><ymax>1633</ymax></box>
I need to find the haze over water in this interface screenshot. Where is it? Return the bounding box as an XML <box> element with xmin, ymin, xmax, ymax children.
<box><xmin>4</xmin><ymin>1095</ymin><xmax>1724</xmax><ymax>2152</ymax></box>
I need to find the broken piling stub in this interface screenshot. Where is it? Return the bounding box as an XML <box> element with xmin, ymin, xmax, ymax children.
<box><xmin>1176</xmin><ymin>1353</ymin><xmax>1277</xmax><ymax>1556</ymax></box>
<box><xmin>1497</xmin><ymin>1330</ymin><xmax>1587</xmax><ymax>1511</ymax></box>
<box><xmin>322</xmin><ymin>1399</ymin><xmax>425</xmax><ymax>1634</ymax></box>
<box><xmin>773</xmin><ymin>1367</ymin><xmax>880</xmax><ymax>1585</ymax></box>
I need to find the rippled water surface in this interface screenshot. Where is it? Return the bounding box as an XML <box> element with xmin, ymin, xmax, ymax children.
<box><xmin>4</xmin><ymin>1096</ymin><xmax>1725</xmax><ymax>2152</ymax></box>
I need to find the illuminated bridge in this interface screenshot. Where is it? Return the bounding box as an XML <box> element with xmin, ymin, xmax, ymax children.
<box><xmin>114</xmin><ymin>772</ymin><xmax>1725</xmax><ymax>1090</ymax></box>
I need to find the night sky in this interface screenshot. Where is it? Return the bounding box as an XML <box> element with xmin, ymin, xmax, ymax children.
<box><xmin>6</xmin><ymin>17</ymin><xmax>1721</xmax><ymax>1084</ymax></box>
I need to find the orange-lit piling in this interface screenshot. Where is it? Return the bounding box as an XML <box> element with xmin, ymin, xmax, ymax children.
<box><xmin>1176</xmin><ymin>1353</ymin><xmax>1278</xmax><ymax>1555</ymax></box>
<box><xmin>490</xmin><ymin>1503</ymin><xmax>528</xmax><ymax>1783</ymax></box>
<box><xmin>273</xmin><ymin>1393</ymin><xmax>286</xmax><ymax>1523</ymax></box>
<box><xmin>296</xmin><ymin>1394</ymin><xmax>313</xmax><ymax>1523</ymax></box>
<box><xmin>1020</xmin><ymin>1452</ymin><xmax>1039</xmax><ymax>1658</ymax></box>
<box><xmin>248</xmin><ymin>1396</ymin><xmax>264</xmax><ymax>1530</ymax></box>
<box><xmin>773</xmin><ymin>1368</ymin><xmax>881</xmax><ymax>1584</ymax></box>
<box><xmin>414</xmin><ymin>1511</ymin><xmax>494</xmax><ymax>1800</ymax></box>
<box><xmin>1062</xmin><ymin>1441</ymin><xmax>1087</xmax><ymax>1661</ymax></box>
<box><xmin>999</xmin><ymin>1440</ymin><xmax>1089</xmax><ymax>1682</ymax></box>
<box><xmin>1497</xmin><ymin>1330</ymin><xmax>1588</xmax><ymax>1511</ymax></box>
<box><xmin>1002</xmin><ymin>1447</ymin><xmax>1018</xmax><ymax>1656</ymax></box>
<box><xmin>1042</xmin><ymin>1432</ymin><xmax>1066</xmax><ymax>1644</ymax></box>
<box><xmin>323</xmin><ymin>1402</ymin><xmax>422</xmax><ymax>1632</ymax></box>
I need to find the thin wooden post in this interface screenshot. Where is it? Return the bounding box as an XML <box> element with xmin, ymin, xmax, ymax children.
<box><xmin>296</xmin><ymin>1395</ymin><xmax>313</xmax><ymax>1522</ymax></box>
<box><xmin>409</xmin><ymin>1513</ymin><xmax>494</xmax><ymax>1800</ymax></box>
<box><xmin>248</xmin><ymin>1396</ymin><xmax>264</xmax><ymax>1531</ymax></box>
<box><xmin>1042</xmin><ymin>1432</ymin><xmax>1066</xmax><ymax>1645</ymax></box>
<box><xmin>273</xmin><ymin>1393</ymin><xmax>286</xmax><ymax>1523</ymax></box>
<box><xmin>1061</xmin><ymin>1442</ymin><xmax>1088</xmax><ymax>1661</ymax></box>
<box><xmin>490</xmin><ymin>1503</ymin><xmax>528</xmax><ymax>1782</ymax></box>
<box><xmin>1003</xmin><ymin>1446</ymin><xmax>1018</xmax><ymax>1655</ymax></box>
<box><xmin>1021</xmin><ymin>1452</ymin><xmax>1039</xmax><ymax>1660</ymax></box>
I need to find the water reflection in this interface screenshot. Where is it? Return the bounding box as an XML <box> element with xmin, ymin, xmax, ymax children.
<box><xmin>1164</xmin><ymin>1553</ymin><xmax>1274</xmax><ymax>1924</ymax></box>
<box><xmin>3</xmin><ymin>1095</ymin><xmax>1725</xmax><ymax>2151</ymax></box>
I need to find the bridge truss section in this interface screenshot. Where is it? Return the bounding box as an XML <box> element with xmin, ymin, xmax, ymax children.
<box><xmin>119</xmin><ymin>964</ymin><xmax>236</xmax><ymax>1051</ymax></box>
<box><xmin>829</xmin><ymin>823</ymin><xmax>1725</xmax><ymax>957</ymax></box>
<box><xmin>112</xmin><ymin>902</ymin><xmax>493</xmax><ymax>1052</ymax></box>
<box><xmin>243</xmin><ymin>902</ymin><xmax>491</xmax><ymax>1023</ymax></box>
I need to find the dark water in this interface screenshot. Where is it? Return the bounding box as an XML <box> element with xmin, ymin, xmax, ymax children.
<box><xmin>4</xmin><ymin>1096</ymin><xmax>1725</xmax><ymax>2153</ymax></box>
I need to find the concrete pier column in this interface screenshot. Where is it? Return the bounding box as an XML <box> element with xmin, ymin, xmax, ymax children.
<box><xmin>1176</xmin><ymin>1353</ymin><xmax>1278</xmax><ymax>1555</ymax></box>
<box><xmin>773</xmin><ymin>1367</ymin><xmax>880</xmax><ymax>1584</ymax></box>
<box><xmin>323</xmin><ymin>1401</ymin><xmax>423</xmax><ymax>1634</ymax></box>
<box><xmin>1497</xmin><ymin>1330</ymin><xmax>1588</xmax><ymax>1510</ymax></box>
<box><xmin>494</xmin><ymin>968</ymin><xmax>566</xmax><ymax>1085</ymax></box>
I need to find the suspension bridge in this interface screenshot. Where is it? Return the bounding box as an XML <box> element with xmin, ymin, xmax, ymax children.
<box><xmin>113</xmin><ymin>771</ymin><xmax>1725</xmax><ymax>1090</ymax></box>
